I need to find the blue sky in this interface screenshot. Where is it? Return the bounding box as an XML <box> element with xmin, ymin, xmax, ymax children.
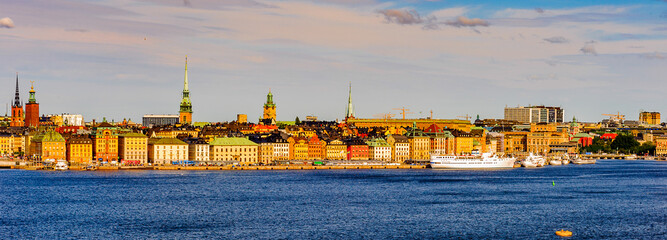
<box><xmin>1</xmin><ymin>0</ymin><xmax>666</xmax><ymax>123</ymax></box>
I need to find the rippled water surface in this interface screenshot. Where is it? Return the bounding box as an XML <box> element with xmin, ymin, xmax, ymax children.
<box><xmin>1</xmin><ymin>160</ymin><xmax>665</xmax><ymax>239</ymax></box>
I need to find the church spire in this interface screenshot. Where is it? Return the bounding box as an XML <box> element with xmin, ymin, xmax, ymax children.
<box><xmin>179</xmin><ymin>56</ymin><xmax>192</xmax><ymax>113</ymax></box>
<box><xmin>13</xmin><ymin>73</ymin><xmax>21</xmax><ymax>107</ymax></box>
<box><xmin>28</xmin><ymin>80</ymin><xmax>36</xmax><ymax>103</ymax></box>
<box><xmin>183</xmin><ymin>56</ymin><xmax>189</xmax><ymax>92</ymax></box>
<box><xmin>345</xmin><ymin>82</ymin><xmax>354</xmax><ymax>119</ymax></box>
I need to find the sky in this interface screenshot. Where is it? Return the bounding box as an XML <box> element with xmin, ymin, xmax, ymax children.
<box><xmin>1</xmin><ymin>0</ymin><xmax>666</xmax><ymax>123</ymax></box>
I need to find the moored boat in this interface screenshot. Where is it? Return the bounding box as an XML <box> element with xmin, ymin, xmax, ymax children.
<box><xmin>54</xmin><ymin>160</ymin><xmax>69</xmax><ymax>171</ymax></box>
<box><xmin>522</xmin><ymin>153</ymin><xmax>544</xmax><ymax>168</ymax></box>
<box><xmin>430</xmin><ymin>152</ymin><xmax>515</xmax><ymax>169</ymax></box>
<box><xmin>571</xmin><ymin>155</ymin><xmax>596</xmax><ymax>164</ymax></box>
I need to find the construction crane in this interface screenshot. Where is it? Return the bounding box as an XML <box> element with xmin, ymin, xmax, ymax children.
<box><xmin>373</xmin><ymin>113</ymin><xmax>395</xmax><ymax>120</ymax></box>
<box><xmin>457</xmin><ymin>114</ymin><xmax>472</xmax><ymax>121</ymax></box>
<box><xmin>602</xmin><ymin>112</ymin><xmax>625</xmax><ymax>121</ymax></box>
<box><xmin>393</xmin><ymin>107</ymin><xmax>414</xmax><ymax>120</ymax></box>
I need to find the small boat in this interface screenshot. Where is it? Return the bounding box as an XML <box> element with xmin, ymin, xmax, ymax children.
<box><xmin>54</xmin><ymin>160</ymin><xmax>69</xmax><ymax>171</ymax></box>
<box><xmin>625</xmin><ymin>154</ymin><xmax>637</xmax><ymax>160</ymax></box>
<box><xmin>571</xmin><ymin>155</ymin><xmax>596</xmax><ymax>165</ymax></box>
<box><xmin>522</xmin><ymin>153</ymin><xmax>544</xmax><ymax>168</ymax></box>
<box><xmin>555</xmin><ymin>229</ymin><xmax>572</xmax><ymax>237</ymax></box>
<box><xmin>549</xmin><ymin>159</ymin><xmax>562</xmax><ymax>165</ymax></box>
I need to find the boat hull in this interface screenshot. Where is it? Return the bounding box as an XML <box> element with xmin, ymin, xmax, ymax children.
<box><xmin>430</xmin><ymin>158</ymin><xmax>515</xmax><ymax>169</ymax></box>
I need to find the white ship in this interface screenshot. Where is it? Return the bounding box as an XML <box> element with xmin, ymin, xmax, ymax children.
<box><xmin>571</xmin><ymin>155</ymin><xmax>596</xmax><ymax>165</ymax></box>
<box><xmin>430</xmin><ymin>152</ymin><xmax>516</xmax><ymax>169</ymax></box>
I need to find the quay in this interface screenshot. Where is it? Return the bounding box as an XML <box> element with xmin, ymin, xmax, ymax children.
<box><xmin>10</xmin><ymin>164</ymin><xmax>426</xmax><ymax>171</ymax></box>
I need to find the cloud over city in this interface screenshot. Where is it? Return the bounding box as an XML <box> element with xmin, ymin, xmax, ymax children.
<box><xmin>0</xmin><ymin>17</ymin><xmax>14</xmax><ymax>28</ymax></box>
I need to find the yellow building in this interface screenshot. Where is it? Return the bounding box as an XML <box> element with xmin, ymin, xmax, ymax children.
<box><xmin>655</xmin><ymin>135</ymin><xmax>667</xmax><ymax>156</ymax></box>
<box><xmin>450</xmin><ymin>130</ymin><xmax>474</xmax><ymax>155</ymax></box>
<box><xmin>386</xmin><ymin>135</ymin><xmax>409</xmax><ymax>163</ymax></box>
<box><xmin>119</xmin><ymin>132</ymin><xmax>148</xmax><ymax>165</ymax></box>
<box><xmin>66</xmin><ymin>136</ymin><xmax>92</xmax><ymax>165</ymax></box>
<box><xmin>287</xmin><ymin>136</ymin><xmax>309</xmax><ymax>160</ymax></box>
<box><xmin>503</xmin><ymin>132</ymin><xmax>528</xmax><ymax>154</ymax></box>
<box><xmin>209</xmin><ymin>137</ymin><xmax>259</xmax><ymax>165</ymax></box>
<box><xmin>0</xmin><ymin>133</ymin><xmax>13</xmax><ymax>155</ymax></box>
<box><xmin>148</xmin><ymin>137</ymin><xmax>189</xmax><ymax>165</ymax></box>
<box><xmin>325</xmin><ymin>139</ymin><xmax>347</xmax><ymax>160</ymax></box>
<box><xmin>639</xmin><ymin>111</ymin><xmax>660</xmax><ymax>125</ymax></box>
<box><xmin>31</xmin><ymin>130</ymin><xmax>66</xmax><ymax>160</ymax></box>
<box><xmin>527</xmin><ymin>131</ymin><xmax>569</xmax><ymax>154</ymax></box>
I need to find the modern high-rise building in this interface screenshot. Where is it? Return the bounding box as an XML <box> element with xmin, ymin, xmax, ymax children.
<box><xmin>179</xmin><ymin>56</ymin><xmax>193</xmax><ymax>124</ymax></box>
<box><xmin>10</xmin><ymin>73</ymin><xmax>24</xmax><ymax>127</ymax></box>
<box><xmin>504</xmin><ymin>106</ymin><xmax>564</xmax><ymax>124</ymax></box>
<box><xmin>24</xmin><ymin>81</ymin><xmax>39</xmax><ymax>128</ymax></box>
<box><xmin>639</xmin><ymin>111</ymin><xmax>660</xmax><ymax>125</ymax></box>
<box><xmin>143</xmin><ymin>114</ymin><xmax>179</xmax><ymax>127</ymax></box>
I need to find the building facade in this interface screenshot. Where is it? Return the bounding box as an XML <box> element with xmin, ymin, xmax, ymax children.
<box><xmin>504</xmin><ymin>106</ymin><xmax>564</xmax><ymax>123</ymax></box>
<box><xmin>325</xmin><ymin>139</ymin><xmax>347</xmax><ymax>160</ymax></box>
<box><xmin>639</xmin><ymin>111</ymin><xmax>660</xmax><ymax>125</ymax></box>
<box><xmin>66</xmin><ymin>136</ymin><xmax>93</xmax><ymax>165</ymax></box>
<box><xmin>209</xmin><ymin>137</ymin><xmax>258</xmax><ymax>165</ymax></box>
<box><xmin>92</xmin><ymin>122</ymin><xmax>118</xmax><ymax>163</ymax></box>
<box><xmin>10</xmin><ymin>74</ymin><xmax>24</xmax><ymax>127</ymax></box>
<box><xmin>31</xmin><ymin>130</ymin><xmax>66</xmax><ymax>160</ymax></box>
<box><xmin>262</xmin><ymin>90</ymin><xmax>276</xmax><ymax>123</ymax></box>
<box><xmin>148</xmin><ymin>138</ymin><xmax>189</xmax><ymax>165</ymax></box>
<box><xmin>143</xmin><ymin>114</ymin><xmax>179</xmax><ymax>127</ymax></box>
<box><xmin>386</xmin><ymin>135</ymin><xmax>409</xmax><ymax>163</ymax></box>
<box><xmin>119</xmin><ymin>132</ymin><xmax>148</xmax><ymax>165</ymax></box>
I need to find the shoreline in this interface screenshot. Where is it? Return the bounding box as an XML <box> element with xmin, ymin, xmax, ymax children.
<box><xmin>10</xmin><ymin>164</ymin><xmax>428</xmax><ymax>171</ymax></box>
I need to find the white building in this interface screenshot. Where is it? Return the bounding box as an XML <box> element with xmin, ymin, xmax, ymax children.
<box><xmin>148</xmin><ymin>138</ymin><xmax>189</xmax><ymax>165</ymax></box>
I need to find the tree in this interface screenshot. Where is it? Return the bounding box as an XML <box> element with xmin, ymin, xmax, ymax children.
<box><xmin>636</xmin><ymin>142</ymin><xmax>656</xmax><ymax>155</ymax></box>
<box><xmin>610</xmin><ymin>134</ymin><xmax>639</xmax><ymax>153</ymax></box>
<box><xmin>295</xmin><ymin>116</ymin><xmax>301</xmax><ymax>125</ymax></box>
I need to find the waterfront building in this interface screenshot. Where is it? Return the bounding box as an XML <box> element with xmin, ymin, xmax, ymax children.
<box><xmin>504</xmin><ymin>105</ymin><xmax>564</xmax><ymax>123</ymax></box>
<box><xmin>148</xmin><ymin>137</ymin><xmax>189</xmax><ymax>165</ymax></box>
<box><xmin>655</xmin><ymin>135</ymin><xmax>667</xmax><ymax>156</ymax></box>
<box><xmin>66</xmin><ymin>136</ymin><xmax>93</xmax><ymax>165</ymax></box>
<box><xmin>209</xmin><ymin>137</ymin><xmax>258</xmax><ymax>164</ymax></box>
<box><xmin>261</xmin><ymin>90</ymin><xmax>276</xmax><ymax>124</ymax></box>
<box><xmin>386</xmin><ymin>134</ymin><xmax>409</xmax><ymax>163</ymax></box>
<box><xmin>179</xmin><ymin>56</ymin><xmax>193</xmax><ymax>124</ymax></box>
<box><xmin>11</xmin><ymin>134</ymin><xmax>25</xmax><ymax>155</ymax></box>
<box><xmin>424</xmin><ymin>124</ymin><xmax>455</xmax><ymax>155</ymax></box>
<box><xmin>24</xmin><ymin>81</ymin><xmax>39</xmax><ymax>128</ymax></box>
<box><xmin>31</xmin><ymin>130</ymin><xmax>66</xmax><ymax>160</ymax></box>
<box><xmin>486</xmin><ymin>132</ymin><xmax>505</xmax><ymax>153</ymax></box>
<box><xmin>325</xmin><ymin>139</ymin><xmax>347</xmax><ymax>160</ymax></box>
<box><xmin>91</xmin><ymin>122</ymin><xmax>119</xmax><ymax>163</ymax></box>
<box><xmin>639</xmin><ymin>111</ymin><xmax>660</xmax><ymax>125</ymax></box>
<box><xmin>118</xmin><ymin>132</ymin><xmax>148</xmax><ymax>165</ymax></box>
<box><xmin>345</xmin><ymin>138</ymin><xmax>369</xmax><ymax>160</ymax></box>
<box><xmin>526</xmin><ymin>126</ymin><xmax>569</xmax><ymax>154</ymax></box>
<box><xmin>450</xmin><ymin>130</ymin><xmax>474</xmax><ymax>155</ymax></box>
<box><xmin>10</xmin><ymin>74</ymin><xmax>24</xmax><ymax>127</ymax></box>
<box><xmin>0</xmin><ymin>133</ymin><xmax>13</xmax><ymax>155</ymax></box>
<box><xmin>143</xmin><ymin>114</ymin><xmax>179</xmax><ymax>127</ymax></box>
<box><xmin>257</xmin><ymin>140</ymin><xmax>274</xmax><ymax>164</ymax></box>
<box><xmin>271</xmin><ymin>136</ymin><xmax>289</xmax><ymax>161</ymax></box>
<box><xmin>471</xmin><ymin>128</ymin><xmax>487</xmax><ymax>153</ymax></box>
<box><xmin>365</xmin><ymin>138</ymin><xmax>391</xmax><ymax>161</ymax></box>
<box><xmin>406</xmin><ymin>124</ymin><xmax>430</xmax><ymax>161</ymax></box>
<box><xmin>503</xmin><ymin>132</ymin><xmax>528</xmax><ymax>154</ymax></box>
<box><xmin>185</xmin><ymin>138</ymin><xmax>209</xmax><ymax>162</ymax></box>
<box><xmin>307</xmin><ymin>135</ymin><xmax>325</xmax><ymax>160</ymax></box>
<box><xmin>287</xmin><ymin>136</ymin><xmax>308</xmax><ymax>160</ymax></box>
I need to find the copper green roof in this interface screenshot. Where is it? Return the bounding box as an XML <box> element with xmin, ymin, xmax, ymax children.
<box><xmin>34</xmin><ymin>130</ymin><xmax>65</xmax><ymax>142</ymax></box>
<box><xmin>149</xmin><ymin>138</ymin><xmax>187</xmax><ymax>145</ymax></box>
<box><xmin>365</xmin><ymin>138</ymin><xmax>390</xmax><ymax>147</ymax></box>
<box><xmin>209</xmin><ymin>137</ymin><xmax>259</xmax><ymax>146</ymax></box>
<box><xmin>122</xmin><ymin>132</ymin><xmax>148</xmax><ymax>138</ymax></box>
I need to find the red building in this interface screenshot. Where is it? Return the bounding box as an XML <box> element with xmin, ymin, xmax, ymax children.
<box><xmin>24</xmin><ymin>82</ymin><xmax>39</xmax><ymax>128</ymax></box>
<box><xmin>346</xmin><ymin>139</ymin><xmax>369</xmax><ymax>160</ymax></box>
<box><xmin>600</xmin><ymin>133</ymin><xmax>618</xmax><ymax>140</ymax></box>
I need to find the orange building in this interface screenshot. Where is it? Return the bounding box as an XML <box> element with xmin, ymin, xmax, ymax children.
<box><xmin>179</xmin><ymin>56</ymin><xmax>193</xmax><ymax>124</ymax></box>
<box><xmin>346</xmin><ymin>139</ymin><xmax>369</xmax><ymax>160</ymax></box>
<box><xmin>92</xmin><ymin>122</ymin><xmax>118</xmax><ymax>163</ymax></box>
<box><xmin>307</xmin><ymin>135</ymin><xmax>325</xmax><ymax>160</ymax></box>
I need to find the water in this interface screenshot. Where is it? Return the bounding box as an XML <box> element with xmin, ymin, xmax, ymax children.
<box><xmin>1</xmin><ymin>160</ymin><xmax>665</xmax><ymax>239</ymax></box>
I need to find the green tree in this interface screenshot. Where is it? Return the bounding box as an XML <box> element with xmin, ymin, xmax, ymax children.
<box><xmin>610</xmin><ymin>134</ymin><xmax>639</xmax><ymax>153</ymax></box>
<box><xmin>636</xmin><ymin>142</ymin><xmax>656</xmax><ymax>155</ymax></box>
<box><xmin>295</xmin><ymin>116</ymin><xmax>301</xmax><ymax>125</ymax></box>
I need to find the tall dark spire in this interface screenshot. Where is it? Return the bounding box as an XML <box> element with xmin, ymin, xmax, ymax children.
<box><xmin>13</xmin><ymin>73</ymin><xmax>21</xmax><ymax>108</ymax></box>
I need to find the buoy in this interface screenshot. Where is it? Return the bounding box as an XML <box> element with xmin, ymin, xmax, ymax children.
<box><xmin>552</xmin><ymin>181</ymin><xmax>555</xmax><ymax>186</ymax></box>
<box><xmin>555</xmin><ymin>229</ymin><xmax>572</xmax><ymax>237</ymax></box>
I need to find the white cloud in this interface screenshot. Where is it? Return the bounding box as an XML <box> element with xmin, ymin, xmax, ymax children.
<box><xmin>377</xmin><ymin>9</ymin><xmax>426</xmax><ymax>25</ymax></box>
<box><xmin>544</xmin><ymin>36</ymin><xmax>569</xmax><ymax>44</ymax></box>
<box><xmin>0</xmin><ymin>17</ymin><xmax>15</xmax><ymax>28</ymax></box>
